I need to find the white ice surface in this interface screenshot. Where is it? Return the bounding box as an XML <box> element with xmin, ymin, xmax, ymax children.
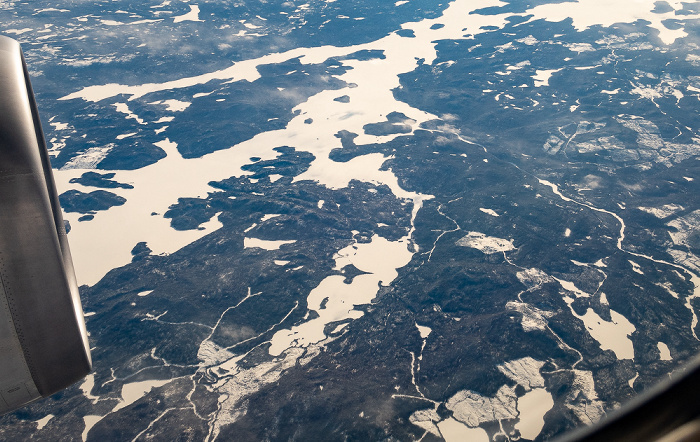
<box><xmin>554</xmin><ymin>277</ymin><xmax>590</xmax><ymax>298</ymax></box>
<box><xmin>54</xmin><ymin>0</ymin><xmax>684</xmax><ymax>290</ymax></box>
<box><xmin>437</xmin><ymin>418</ymin><xmax>489</xmax><ymax>442</ymax></box>
<box><xmin>628</xmin><ymin>372</ymin><xmax>639</xmax><ymax>388</ymax></box>
<box><xmin>416</xmin><ymin>323</ymin><xmax>432</xmax><ymax>339</ymax></box>
<box><xmin>526</xmin><ymin>0</ymin><xmax>699</xmax><ymax>45</ymax></box>
<box><xmin>79</xmin><ymin>373</ymin><xmax>99</xmax><ymax>405</ymax></box>
<box><xmin>515</xmin><ymin>388</ymin><xmax>553</xmax><ymax>440</ymax></box>
<box><xmin>268</xmin><ymin>234</ymin><xmax>414</xmax><ymax>356</ymax></box>
<box><xmin>82</xmin><ymin>415</ymin><xmax>102</xmax><ymax>442</ymax></box>
<box><xmin>113</xmin><ymin>379</ymin><xmax>171</xmax><ymax>412</ymax></box>
<box><xmin>150</xmin><ymin>99</ymin><xmax>191</xmax><ymax>112</ymax></box>
<box><xmin>564</xmin><ymin>296</ymin><xmax>636</xmax><ymax>359</ymax></box>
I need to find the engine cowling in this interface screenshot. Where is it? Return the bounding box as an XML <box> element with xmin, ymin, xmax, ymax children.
<box><xmin>0</xmin><ymin>35</ymin><xmax>91</xmax><ymax>414</ymax></box>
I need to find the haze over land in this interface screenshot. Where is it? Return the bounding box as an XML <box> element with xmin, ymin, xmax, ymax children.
<box><xmin>2</xmin><ymin>0</ymin><xmax>700</xmax><ymax>440</ymax></box>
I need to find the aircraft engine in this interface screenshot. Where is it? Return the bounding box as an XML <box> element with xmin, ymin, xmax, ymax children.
<box><xmin>0</xmin><ymin>35</ymin><xmax>91</xmax><ymax>414</ymax></box>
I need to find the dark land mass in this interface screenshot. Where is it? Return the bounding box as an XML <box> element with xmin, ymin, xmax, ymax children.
<box><xmin>70</xmin><ymin>172</ymin><xmax>134</xmax><ymax>189</ymax></box>
<box><xmin>59</xmin><ymin>189</ymin><xmax>126</xmax><ymax>214</ymax></box>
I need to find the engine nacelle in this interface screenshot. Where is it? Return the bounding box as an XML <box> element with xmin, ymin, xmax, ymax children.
<box><xmin>0</xmin><ymin>35</ymin><xmax>91</xmax><ymax>414</ymax></box>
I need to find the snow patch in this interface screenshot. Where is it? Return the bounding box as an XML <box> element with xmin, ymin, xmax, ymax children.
<box><xmin>497</xmin><ymin>357</ymin><xmax>545</xmax><ymax>389</ymax></box>
<box><xmin>629</xmin><ymin>260</ymin><xmax>644</xmax><ymax>274</ymax></box>
<box><xmin>173</xmin><ymin>4</ymin><xmax>202</xmax><ymax>22</ymax></box>
<box><xmin>150</xmin><ymin>99</ymin><xmax>191</xmax><ymax>112</ymax></box>
<box><xmin>244</xmin><ymin>238</ymin><xmax>296</xmax><ymax>250</ymax></box>
<box><xmin>409</xmin><ymin>409</ymin><xmax>441</xmax><ymax>437</ymax></box>
<box><xmin>506</xmin><ymin>301</ymin><xmax>554</xmax><ymax>332</ymax></box>
<box><xmin>637</xmin><ymin>204</ymin><xmax>683</xmax><ymax>218</ymax></box>
<box><xmin>532</xmin><ymin>68</ymin><xmax>562</xmax><ymax>87</ymax></box>
<box><xmin>517</xmin><ymin>268</ymin><xmax>554</xmax><ymax>288</ymax></box>
<box><xmin>456</xmin><ymin>232</ymin><xmax>515</xmax><ymax>254</ymax></box>
<box><xmin>479</xmin><ymin>208</ymin><xmax>499</xmax><ymax>217</ymax></box>
<box><xmin>446</xmin><ymin>386</ymin><xmax>518</xmax><ymax>427</ymax></box>
<box><xmin>668</xmin><ymin>210</ymin><xmax>700</xmax><ymax>247</ymax></box>
<box><xmin>35</xmin><ymin>414</ymin><xmax>54</xmax><ymax>430</ymax></box>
